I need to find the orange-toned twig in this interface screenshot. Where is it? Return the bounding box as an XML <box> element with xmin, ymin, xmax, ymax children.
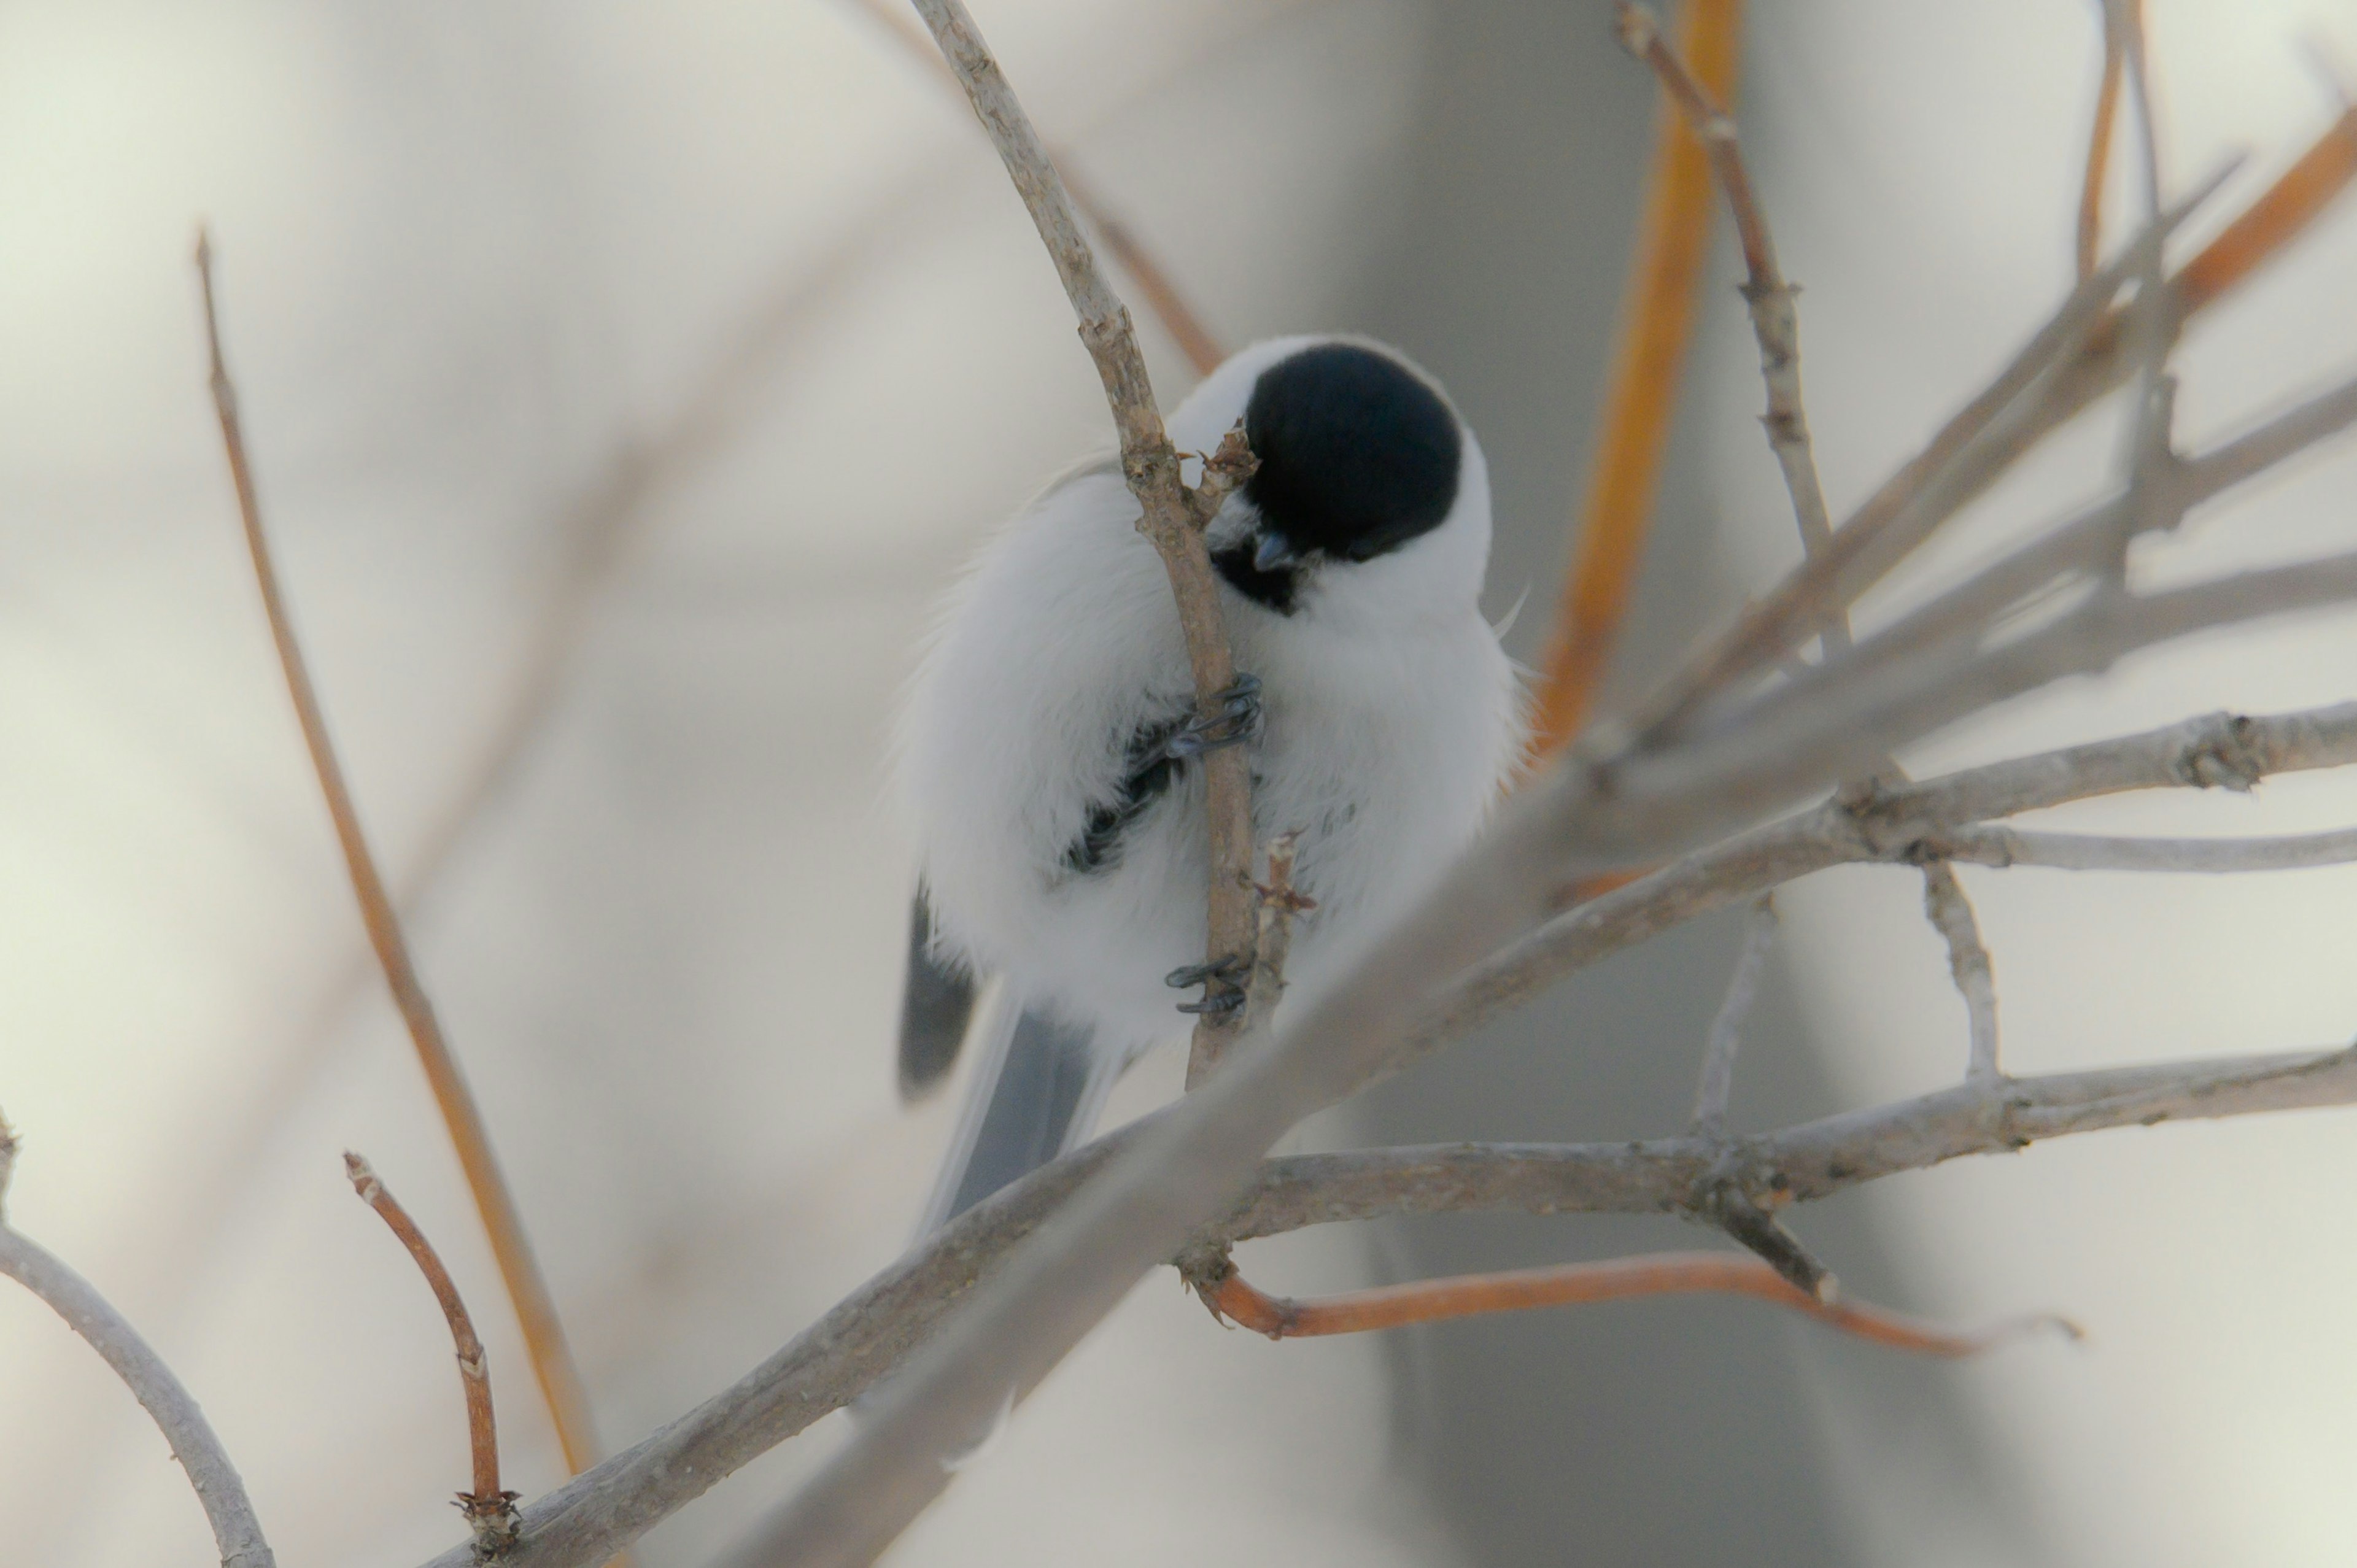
<box><xmin>1526</xmin><ymin>0</ymin><xmax>1745</xmax><ymax>760</ymax></box>
<box><xmin>345</xmin><ymin>1153</ymin><xmax>519</xmax><ymax>1553</ymax></box>
<box><xmin>2175</xmin><ymin>102</ymin><xmax>2357</xmax><ymax>319</ymax></box>
<box><xmin>839</xmin><ymin>0</ymin><xmax>1226</xmax><ymax>375</ymax></box>
<box><xmin>196</xmin><ymin>236</ymin><xmax>605</xmax><ymax>1480</ymax></box>
<box><xmin>1200</xmin><ymin>1251</ymin><xmax>2080</xmax><ymax>1358</ymax></box>
<box><xmin>2078</xmin><ymin>2</ymin><xmax>2129</xmax><ymax>279</ymax></box>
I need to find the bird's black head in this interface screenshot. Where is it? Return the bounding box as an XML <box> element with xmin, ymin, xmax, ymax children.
<box><xmin>1213</xmin><ymin>341</ymin><xmax>1463</xmax><ymax>613</ymax></box>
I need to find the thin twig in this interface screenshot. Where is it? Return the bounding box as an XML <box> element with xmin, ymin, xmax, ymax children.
<box><xmin>1213</xmin><ymin>1042</ymin><xmax>2357</xmax><ymax>1243</ymax></box>
<box><xmin>193</xmin><ymin>235</ymin><xmax>604</xmax><ymax>1478</ymax></box>
<box><xmin>2078</xmin><ymin>0</ymin><xmax>2129</xmax><ymax>278</ymax></box>
<box><xmin>1527</xmin><ymin>0</ymin><xmax>1746</xmax><ymax>757</ymax></box>
<box><xmin>1935</xmin><ymin>822</ymin><xmax>2357</xmax><ymax>874</ymax></box>
<box><xmin>1692</xmin><ymin>894</ymin><xmax>1778</xmax><ymax>1136</ymax></box>
<box><xmin>1196</xmin><ymin>1250</ymin><xmax>2076</xmax><ymax>1356</ymax></box>
<box><xmin>346</xmin><ymin>1154</ymin><xmax>519</xmax><ymax>1553</ymax></box>
<box><xmin>0</xmin><ymin>1122</ymin><xmax>274</xmax><ymax>1568</ymax></box>
<box><xmin>2111</xmin><ymin>0</ymin><xmax>2162</xmax><ymax>222</ymax></box>
<box><xmin>1919</xmin><ymin>863</ymin><xmax>2002</xmax><ymax>1084</ymax></box>
<box><xmin>834</xmin><ymin>0</ymin><xmax>1226</xmax><ymax>374</ymax></box>
<box><xmin>899</xmin><ymin>0</ymin><xmax>1259</xmax><ymax>1089</ymax></box>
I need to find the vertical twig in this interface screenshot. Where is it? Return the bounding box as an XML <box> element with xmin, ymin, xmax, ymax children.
<box><xmin>1527</xmin><ymin>0</ymin><xmax>1747</xmax><ymax>758</ymax></box>
<box><xmin>899</xmin><ymin>0</ymin><xmax>1260</xmax><ymax>1088</ymax></box>
<box><xmin>1920</xmin><ymin>862</ymin><xmax>2003</xmax><ymax>1084</ymax></box>
<box><xmin>1691</xmin><ymin>893</ymin><xmax>1778</xmax><ymax>1137</ymax></box>
<box><xmin>2078</xmin><ymin>0</ymin><xmax>2131</xmax><ymax>278</ymax></box>
<box><xmin>193</xmin><ymin>236</ymin><xmax>605</xmax><ymax>1479</ymax></box>
<box><xmin>0</xmin><ymin>1116</ymin><xmax>276</xmax><ymax>1568</ymax></box>
<box><xmin>346</xmin><ymin>1154</ymin><xmax>520</xmax><ymax>1553</ymax></box>
<box><xmin>1616</xmin><ymin>1</ymin><xmax>1838</xmax><ymax>624</ymax></box>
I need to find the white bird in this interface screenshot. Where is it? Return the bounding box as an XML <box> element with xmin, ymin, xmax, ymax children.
<box><xmin>894</xmin><ymin>334</ymin><xmax>1523</xmax><ymax>1233</ymax></box>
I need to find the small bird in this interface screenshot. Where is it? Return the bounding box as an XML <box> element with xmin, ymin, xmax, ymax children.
<box><xmin>894</xmin><ymin>335</ymin><xmax>1522</xmax><ymax>1234</ymax></box>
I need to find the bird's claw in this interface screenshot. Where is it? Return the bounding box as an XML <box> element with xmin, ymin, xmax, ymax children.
<box><xmin>1163</xmin><ymin>674</ymin><xmax>1263</xmax><ymax>761</ymax></box>
<box><xmin>1167</xmin><ymin>953</ymin><xmax>1250</xmax><ymax>1018</ymax></box>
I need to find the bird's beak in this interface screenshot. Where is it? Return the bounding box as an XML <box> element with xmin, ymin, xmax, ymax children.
<box><xmin>1252</xmin><ymin>531</ymin><xmax>1300</xmax><ymax>573</ymax></box>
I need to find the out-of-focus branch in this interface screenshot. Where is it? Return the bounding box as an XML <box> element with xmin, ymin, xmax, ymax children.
<box><xmin>2079</xmin><ymin>0</ymin><xmax>2130</xmax><ymax>277</ymax></box>
<box><xmin>1527</xmin><ymin>0</ymin><xmax>1746</xmax><ymax>757</ymax></box>
<box><xmin>1919</xmin><ymin>863</ymin><xmax>2002</xmax><ymax>1084</ymax></box>
<box><xmin>0</xmin><ymin>1116</ymin><xmax>275</xmax><ymax>1568</ymax></box>
<box><xmin>1692</xmin><ymin>893</ymin><xmax>1777</xmax><ymax>1136</ymax></box>
<box><xmin>346</xmin><ymin>1154</ymin><xmax>518</xmax><ymax>1553</ymax></box>
<box><xmin>1195</xmin><ymin>1249</ymin><xmax>2073</xmax><ymax>1356</ymax></box>
<box><xmin>193</xmin><ymin>235</ymin><xmax>604</xmax><ymax>1478</ymax></box>
<box><xmin>2173</xmin><ymin>102</ymin><xmax>2357</xmax><ymax>319</ymax></box>
<box><xmin>835</xmin><ymin>0</ymin><xmax>1226</xmax><ymax>374</ymax></box>
<box><xmin>1935</xmin><ymin>822</ymin><xmax>2357</xmax><ymax>874</ymax></box>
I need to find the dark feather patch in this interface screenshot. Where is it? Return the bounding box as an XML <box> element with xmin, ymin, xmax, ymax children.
<box><xmin>1062</xmin><ymin>709</ymin><xmax>1190</xmax><ymax>875</ymax></box>
<box><xmin>897</xmin><ymin>888</ymin><xmax>976</xmax><ymax>1100</ymax></box>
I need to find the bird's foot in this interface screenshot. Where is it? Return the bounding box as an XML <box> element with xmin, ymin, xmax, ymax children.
<box><xmin>1163</xmin><ymin>674</ymin><xmax>1263</xmax><ymax>760</ymax></box>
<box><xmin>1167</xmin><ymin>953</ymin><xmax>1250</xmax><ymax>1017</ymax></box>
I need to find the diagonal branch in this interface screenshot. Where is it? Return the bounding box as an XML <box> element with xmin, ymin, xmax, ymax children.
<box><xmin>0</xmin><ymin>1117</ymin><xmax>275</xmax><ymax>1568</ymax></box>
<box><xmin>193</xmin><ymin>235</ymin><xmax>605</xmax><ymax>1478</ymax></box>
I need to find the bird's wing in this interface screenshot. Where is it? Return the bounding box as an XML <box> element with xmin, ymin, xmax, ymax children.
<box><xmin>897</xmin><ymin>886</ymin><xmax>978</xmax><ymax>1101</ymax></box>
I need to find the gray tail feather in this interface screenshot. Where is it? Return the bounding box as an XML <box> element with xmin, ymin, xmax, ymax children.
<box><xmin>915</xmin><ymin>989</ymin><xmax>1116</xmax><ymax>1237</ymax></box>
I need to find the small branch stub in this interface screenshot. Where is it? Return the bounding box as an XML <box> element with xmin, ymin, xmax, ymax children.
<box><xmin>346</xmin><ymin>1153</ymin><xmax>520</xmax><ymax>1556</ymax></box>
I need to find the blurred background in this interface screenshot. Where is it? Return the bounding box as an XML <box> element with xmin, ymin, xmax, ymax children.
<box><xmin>2</xmin><ymin>1</ymin><xmax>2356</xmax><ymax>1563</ymax></box>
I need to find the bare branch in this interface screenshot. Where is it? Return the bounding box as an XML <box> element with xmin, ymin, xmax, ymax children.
<box><xmin>346</xmin><ymin>1154</ymin><xmax>519</xmax><ymax>1553</ymax></box>
<box><xmin>416</xmin><ymin>698</ymin><xmax>2357</xmax><ymax>1568</ymax></box>
<box><xmin>1937</xmin><ymin>822</ymin><xmax>2357</xmax><ymax>874</ymax></box>
<box><xmin>1919</xmin><ymin>863</ymin><xmax>2002</xmax><ymax>1084</ymax></box>
<box><xmin>1215</xmin><ymin>1043</ymin><xmax>2357</xmax><ymax>1243</ymax></box>
<box><xmin>1635</xmin><ymin>166</ymin><xmax>2235</xmax><ymax>735</ymax></box>
<box><xmin>1692</xmin><ymin>894</ymin><xmax>1778</xmax><ymax>1136</ymax></box>
<box><xmin>1421</xmin><ymin>701</ymin><xmax>2357</xmax><ymax>1066</ymax></box>
<box><xmin>1194</xmin><ymin>1248</ymin><xmax>2072</xmax><ymax>1356</ymax></box>
<box><xmin>1618</xmin><ymin>2</ymin><xmax>1837</xmax><ymax>571</ymax></box>
<box><xmin>2079</xmin><ymin>0</ymin><xmax>2129</xmax><ymax>278</ymax></box>
<box><xmin>0</xmin><ymin>1121</ymin><xmax>274</xmax><ymax>1568</ymax></box>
